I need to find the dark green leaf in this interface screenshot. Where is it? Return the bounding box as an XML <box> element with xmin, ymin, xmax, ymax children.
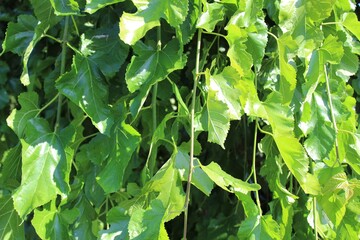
<box><xmin>49</xmin><ymin>0</ymin><xmax>80</xmax><ymax>15</ymax></box>
<box><xmin>0</xmin><ymin>145</ymin><xmax>22</xmax><ymax>189</ymax></box>
<box><xmin>84</xmin><ymin>25</ymin><xmax>129</xmax><ymax>78</ymax></box>
<box><xmin>56</xmin><ymin>54</ymin><xmax>114</xmax><ymax>136</ymax></box>
<box><xmin>0</xmin><ymin>195</ymin><xmax>25</xmax><ymax>240</ymax></box>
<box><xmin>1</xmin><ymin>15</ymin><xmax>37</xmax><ymax>56</ymax></box>
<box><xmin>97</xmin><ymin>122</ymin><xmax>141</xmax><ymax>193</ymax></box>
<box><xmin>30</xmin><ymin>0</ymin><xmax>61</xmax><ymax>27</ymax></box>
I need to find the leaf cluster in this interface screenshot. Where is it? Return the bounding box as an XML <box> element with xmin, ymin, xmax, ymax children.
<box><xmin>1</xmin><ymin>0</ymin><xmax>360</xmax><ymax>239</ymax></box>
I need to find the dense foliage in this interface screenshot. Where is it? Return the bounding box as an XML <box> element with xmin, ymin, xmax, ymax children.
<box><xmin>1</xmin><ymin>0</ymin><xmax>360</xmax><ymax>239</ymax></box>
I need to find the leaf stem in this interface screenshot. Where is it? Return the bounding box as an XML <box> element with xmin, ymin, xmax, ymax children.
<box><xmin>55</xmin><ymin>16</ymin><xmax>70</xmax><ymax>133</ymax></box>
<box><xmin>267</xmin><ymin>31</ymin><xmax>278</xmax><ymax>41</ymax></box>
<box><xmin>202</xmin><ymin>31</ymin><xmax>226</xmax><ymax>39</ymax></box>
<box><xmin>36</xmin><ymin>93</ymin><xmax>59</xmax><ymax>117</ymax></box>
<box><xmin>183</xmin><ymin>29</ymin><xmax>202</xmax><ymax>240</ymax></box>
<box><xmin>310</xmin><ymin>161</ymin><xmax>318</xmax><ymax>240</ymax></box>
<box><xmin>145</xmin><ymin>27</ymin><xmax>161</xmax><ymax>178</ymax></box>
<box><xmin>252</xmin><ymin>118</ymin><xmax>262</xmax><ymax>215</ymax></box>
<box><xmin>313</xmin><ymin>196</ymin><xmax>318</xmax><ymax>240</ymax></box>
<box><xmin>324</xmin><ymin>64</ymin><xmax>340</xmax><ymax>163</ymax></box>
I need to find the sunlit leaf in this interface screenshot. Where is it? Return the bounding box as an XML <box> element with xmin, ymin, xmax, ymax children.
<box><xmin>119</xmin><ymin>0</ymin><xmax>188</xmax><ymax>45</ymax></box>
<box><xmin>6</xmin><ymin>92</ymin><xmax>40</xmax><ymax>137</ymax></box>
<box><xmin>126</xmin><ymin>39</ymin><xmax>186</xmax><ymax>93</ymax></box>
<box><xmin>85</xmin><ymin>0</ymin><xmax>125</xmax><ymax>14</ymax></box>
<box><xmin>128</xmin><ymin>200</ymin><xmax>168</xmax><ymax>240</ymax></box>
<box><xmin>305</xmin><ymin>0</ymin><xmax>336</xmax><ymax>23</ymax></box>
<box><xmin>206</xmin><ymin>91</ymin><xmax>229</xmax><ymax>148</ymax></box>
<box><xmin>342</xmin><ymin>12</ymin><xmax>360</xmax><ymax>41</ymax></box>
<box><xmin>32</xmin><ymin>202</ymin><xmax>79</xmax><ymax>240</ymax></box>
<box><xmin>208</xmin><ymin>67</ymin><xmax>242</xmax><ymax>120</ymax></box>
<box><xmin>277</xmin><ymin>33</ymin><xmax>297</xmax><ymax>104</ymax></box>
<box><xmin>238</xmin><ymin>214</ymin><xmax>282</xmax><ymax>239</ymax></box>
<box><xmin>201</xmin><ymin>162</ymin><xmax>260</xmax><ymax>194</ymax></box>
<box><xmin>12</xmin><ymin>118</ymin><xmax>70</xmax><ymax>218</ymax></box>
<box><xmin>196</xmin><ymin>2</ymin><xmax>225</xmax><ymax>32</ymax></box>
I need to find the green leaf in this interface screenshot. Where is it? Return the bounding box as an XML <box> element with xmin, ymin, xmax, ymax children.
<box><xmin>126</xmin><ymin>39</ymin><xmax>186</xmax><ymax>93</ymax></box>
<box><xmin>175</xmin><ymin>149</ymin><xmax>213</xmax><ymax>196</ymax></box>
<box><xmin>12</xmin><ymin>118</ymin><xmax>70</xmax><ymax>218</ymax></box>
<box><xmin>30</xmin><ymin>0</ymin><xmax>61</xmax><ymax>27</ymax></box>
<box><xmin>6</xmin><ymin>92</ymin><xmax>40</xmax><ymax>137</ymax></box>
<box><xmin>304</xmin><ymin>122</ymin><xmax>335</xmax><ymax>161</ymax></box>
<box><xmin>1</xmin><ymin>15</ymin><xmax>37</xmax><ymax>56</ymax></box>
<box><xmin>0</xmin><ymin>145</ymin><xmax>22</xmax><ymax>189</ymax></box>
<box><xmin>278</xmin><ymin>0</ymin><xmax>296</xmax><ymax>33</ymax></box>
<box><xmin>259</xmin><ymin>135</ymin><xmax>298</xmax><ymax>202</ymax></box>
<box><xmin>128</xmin><ymin>200</ymin><xmax>168</xmax><ymax>240</ymax></box>
<box><xmin>119</xmin><ymin>0</ymin><xmax>188</xmax><ymax>45</ymax></box>
<box><xmin>320</xmin><ymin>35</ymin><xmax>344</xmax><ymax>64</ymax></box>
<box><xmin>73</xmin><ymin>197</ymin><xmax>97</xmax><ymax>239</ymax></box>
<box><xmin>208</xmin><ymin>67</ymin><xmax>242</xmax><ymax>120</ymax></box>
<box><xmin>338</xmin><ymin>132</ymin><xmax>360</xmax><ymax>174</ymax></box>
<box><xmin>0</xmin><ymin>195</ymin><xmax>25</xmax><ymax>240</ymax></box>
<box><xmin>277</xmin><ymin>33</ymin><xmax>297</xmax><ymax>104</ymax></box>
<box><xmin>305</xmin><ymin>0</ymin><xmax>336</xmax><ymax>23</ymax></box>
<box><xmin>196</xmin><ymin>2</ymin><xmax>225</xmax><ymax>32</ymax></box>
<box><xmin>97</xmin><ymin>122</ymin><xmax>141</xmax><ymax>193</ymax></box>
<box><xmin>85</xmin><ymin>0</ymin><xmax>125</xmax><ymax>14</ymax></box>
<box><xmin>56</xmin><ymin>54</ymin><xmax>114</xmax><ymax>136</ymax></box>
<box><xmin>201</xmin><ymin>162</ymin><xmax>261</xmax><ymax>194</ymax></box>
<box><xmin>342</xmin><ymin>12</ymin><xmax>360</xmax><ymax>41</ymax></box>
<box><xmin>143</xmin><ymin>157</ymin><xmax>185</xmax><ymax>222</ymax></box>
<box><xmin>20</xmin><ymin>23</ymin><xmax>49</xmax><ymax>86</ymax></box>
<box><xmin>177</xmin><ymin>0</ymin><xmax>200</xmax><ymax>44</ymax></box>
<box><xmin>49</xmin><ymin>0</ymin><xmax>80</xmax><ymax>15</ymax></box>
<box><xmin>32</xmin><ymin>202</ymin><xmax>78</xmax><ymax>239</ymax></box>
<box><xmin>84</xmin><ymin>25</ymin><xmax>129</xmax><ymax>78</ymax></box>
<box><xmin>237</xmin><ymin>215</ymin><xmax>282</xmax><ymax>239</ymax></box>
<box><xmin>264</xmin><ymin>93</ymin><xmax>320</xmax><ymax>194</ymax></box>
<box><xmin>206</xmin><ymin>91</ymin><xmax>230</xmax><ymax>149</ymax></box>
<box><xmin>98</xmin><ymin>207</ymin><xmax>130</xmax><ymax>240</ymax></box>
<box><xmin>301</xmin><ymin>92</ymin><xmax>336</xmax><ymax>161</ymax></box>
<box><xmin>245</xmin><ymin>19</ymin><xmax>268</xmax><ymax>70</ymax></box>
